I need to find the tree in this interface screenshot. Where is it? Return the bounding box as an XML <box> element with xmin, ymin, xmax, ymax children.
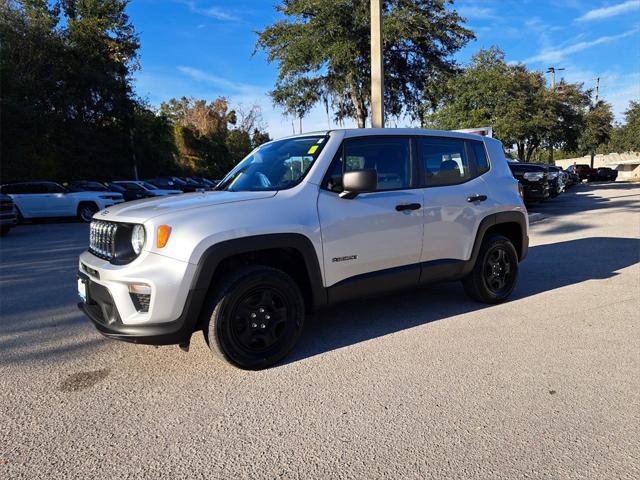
<box><xmin>607</xmin><ymin>101</ymin><xmax>640</xmax><ymax>153</ymax></box>
<box><xmin>1</xmin><ymin>0</ymin><xmax>145</xmax><ymax>181</ymax></box>
<box><xmin>426</xmin><ymin>47</ymin><xmax>590</xmax><ymax>162</ymax></box>
<box><xmin>578</xmin><ymin>100</ymin><xmax>613</xmax><ymax>167</ymax></box>
<box><xmin>256</xmin><ymin>0</ymin><xmax>474</xmax><ymax>128</ymax></box>
<box><xmin>160</xmin><ymin>97</ymin><xmax>271</xmax><ymax>177</ymax></box>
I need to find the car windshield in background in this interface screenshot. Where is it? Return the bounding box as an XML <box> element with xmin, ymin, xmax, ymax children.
<box><xmin>216</xmin><ymin>136</ymin><xmax>327</xmax><ymax>192</ymax></box>
<box><xmin>140</xmin><ymin>182</ymin><xmax>159</xmax><ymax>190</ymax></box>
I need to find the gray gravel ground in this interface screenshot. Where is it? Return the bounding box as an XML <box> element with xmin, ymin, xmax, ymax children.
<box><xmin>1</xmin><ymin>182</ymin><xmax>639</xmax><ymax>479</ymax></box>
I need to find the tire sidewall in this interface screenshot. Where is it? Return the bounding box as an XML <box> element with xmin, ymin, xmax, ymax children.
<box><xmin>208</xmin><ymin>268</ymin><xmax>305</xmax><ymax>370</ymax></box>
<box><xmin>78</xmin><ymin>203</ymin><xmax>98</xmax><ymax>222</ymax></box>
<box><xmin>478</xmin><ymin>237</ymin><xmax>519</xmax><ymax>302</ymax></box>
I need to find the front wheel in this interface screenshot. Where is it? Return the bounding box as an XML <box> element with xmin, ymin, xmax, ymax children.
<box><xmin>77</xmin><ymin>202</ymin><xmax>99</xmax><ymax>222</ymax></box>
<box><xmin>203</xmin><ymin>266</ymin><xmax>305</xmax><ymax>370</ymax></box>
<box><xmin>462</xmin><ymin>235</ymin><xmax>519</xmax><ymax>304</ymax></box>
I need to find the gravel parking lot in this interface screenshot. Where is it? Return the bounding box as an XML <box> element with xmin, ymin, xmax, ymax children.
<box><xmin>1</xmin><ymin>183</ymin><xmax>639</xmax><ymax>479</ymax></box>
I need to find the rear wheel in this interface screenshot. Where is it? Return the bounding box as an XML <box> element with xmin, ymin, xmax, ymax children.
<box><xmin>462</xmin><ymin>235</ymin><xmax>519</xmax><ymax>304</ymax></box>
<box><xmin>77</xmin><ymin>202</ymin><xmax>99</xmax><ymax>222</ymax></box>
<box><xmin>203</xmin><ymin>266</ymin><xmax>305</xmax><ymax>370</ymax></box>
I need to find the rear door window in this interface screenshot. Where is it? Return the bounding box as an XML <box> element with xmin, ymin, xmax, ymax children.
<box><xmin>418</xmin><ymin>137</ymin><xmax>473</xmax><ymax>187</ymax></box>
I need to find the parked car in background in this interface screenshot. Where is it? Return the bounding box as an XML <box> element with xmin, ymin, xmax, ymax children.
<box><xmin>574</xmin><ymin>164</ymin><xmax>594</xmax><ymax>181</ymax></box>
<box><xmin>185</xmin><ymin>177</ymin><xmax>218</xmax><ymax>190</ymax></box>
<box><xmin>0</xmin><ymin>193</ymin><xmax>17</xmax><ymax>235</ymax></box>
<box><xmin>592</xmin><ymin>167</ymin><xmax>618</xmax><ymax>182</ymax></box>
<box><xmin>112</xmin><ymin>181</ymin><xmax>183</xmax><ymax>198</ymax></box>
<box><xmin>179</xmin><ymin>177</ymin><xmax>211</xmax><ymax>191</ymax></box>
<box><xmin>508</xmin><ymin>162</ymin><xmax>550</xmax><ymax>204</ymax></box>
<box><xmin>145</xmin><ymin>176</ymin><xmax>204</xmax><ymax>193</ymax></box>
<box><xmin>563</xmin><ymin>167</ymin><xmax>581</xmax><ymax>187</ymax></box>
<box><xmin>105</xmin><ymin>182</ymin><xmax>154</xmax><ymax>202</ymax></box>
<box><xmin>0</xmin><ymin>181</ymin><xmax>124</xmax><ymax>222</ymax></box>
<box><xmin>547</xmin><ymin>166</ymin><xmax>565</xmax><ymax>197</ymax></box>
<box><xmin>67</xmin><ymin>181</ymin><xmax>111</xmax><ymax>193</ymax></box>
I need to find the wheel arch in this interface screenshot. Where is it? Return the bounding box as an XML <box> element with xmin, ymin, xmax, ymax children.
<box><xmin>468</xmin><ymin>212</ymin><xmax>529</xmax><ymax>270</ymax></box>
<box><xmin>191</xmin><ymin>233</ymin><xmax>327</xmax><ymax>315</ymax></box>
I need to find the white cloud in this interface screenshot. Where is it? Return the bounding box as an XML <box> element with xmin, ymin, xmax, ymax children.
<box><xmin>176</xmin><ymin>1</ymin><xmax>239</xmax><ymax>22</ymax></box>
<box><xmin>522</xmin><ymin>29</ymin><xmax>639</xmax><ymax>64</ymax></box>
<box><xmin>577</xmin><ymin>0</ymin><xmax>640</xmax><ymax>22</ymax></box>
<box><xmin>176</xmin><ymin>66</ymin><xmax>267</xmax><ymax>96</ymax></box>
<box><xmin>456</xmin><ymin>6</ymin><xmax>495</xmax><ymax>20</ymax></box>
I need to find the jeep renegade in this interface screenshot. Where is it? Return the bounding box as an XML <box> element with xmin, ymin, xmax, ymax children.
<box><xmin>78</xmin><ymin>129</ymin><xmax>529</xmax><ymax>369</ymax></box>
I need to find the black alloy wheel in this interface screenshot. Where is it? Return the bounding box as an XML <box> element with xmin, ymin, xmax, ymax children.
<box><xmin>229</xmin><ymin>287</ymin><xmax>289</xmax><ymax>353</ymax></box>
<box><xmin>462</xmin><ymin>234</ymin><xmax>519</xmax><ymax>304</ymax></box>
<box><xmin>204</xmin><ymin>266</ymin><xmax>305</xmax><ymax>370</ymax></box>
<box><xmin>483</xmin><ymin>245</ymin><xmax>515</xmax><ymax>296</ymax></box>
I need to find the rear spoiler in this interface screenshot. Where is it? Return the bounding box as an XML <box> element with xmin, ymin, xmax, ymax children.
<box><xmin>452</xmin><ymin>127</ymin><xmax>493</xmax><ymax>138</ymax></box>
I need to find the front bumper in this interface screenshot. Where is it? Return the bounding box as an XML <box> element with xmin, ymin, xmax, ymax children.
<box><xmin>78</xmin><ymin>272</ymin><xmax>206</xmax><ymax>345</ymax></box>
<box><xmin>77</xmin><ymin>250</ymin><xmax>204</xmax><ymax>345</ymax></box>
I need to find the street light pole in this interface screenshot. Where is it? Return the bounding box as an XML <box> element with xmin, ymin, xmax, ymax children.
<box><xmin>546</xmin><ymin>66</ymin><xmax>565</xmax><ymax>165</ymax></box>
<box><xmin>370</xmin><ymin>0</ymin><xmax>384</xmax><ymax>128</ymax></box>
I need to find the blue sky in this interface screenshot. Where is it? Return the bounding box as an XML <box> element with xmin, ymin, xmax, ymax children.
<box><xmin>130</xmin><ymin>0</ymin><xmax>640</xmax><ymax>138</ymax></box>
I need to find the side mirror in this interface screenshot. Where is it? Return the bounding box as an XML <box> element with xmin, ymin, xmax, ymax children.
<box><xmin>339</xmin><ymin>169</ymin><xmax>377</xmax><ymax>199</ymax></box>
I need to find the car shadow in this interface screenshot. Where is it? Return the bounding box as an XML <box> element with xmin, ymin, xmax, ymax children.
<box><xmin>283</xmin><ymin>236</ymin><xmax>639</xmax><ymax>366</ymax></box>
<box><xmin>527</xmin><ymin>182</ymin><xmax>640</xmax><ymax>217</ymax></box>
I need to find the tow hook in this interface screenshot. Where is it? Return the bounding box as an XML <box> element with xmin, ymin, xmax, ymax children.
<box><xmin>179</xmin><ymin>341</ymin><xmax>190</xmax><ymax>353</ymax></box>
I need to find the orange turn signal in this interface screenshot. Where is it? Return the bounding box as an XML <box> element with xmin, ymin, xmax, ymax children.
<box><xmin>157</xmin><ymin>225</ymin><xmax>172</xmax><ymax>248</ymax></box>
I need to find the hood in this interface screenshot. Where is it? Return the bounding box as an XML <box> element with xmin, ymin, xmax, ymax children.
<box><xmin>96</xmin><ymin>190</ymin><xmax>277</xmax><ymax>223</ymax></box>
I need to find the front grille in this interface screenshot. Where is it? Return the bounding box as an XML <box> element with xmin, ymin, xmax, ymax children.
<box><xmin>89</xmin><ymin>220</ymin><xmax>118</xmax><ymax>260</ymax></box>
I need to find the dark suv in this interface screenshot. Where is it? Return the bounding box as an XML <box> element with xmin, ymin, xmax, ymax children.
<box><xmin>508</xmin><ymin>162</ymin><xmax>549</xmax><ymax>204</ymax></box>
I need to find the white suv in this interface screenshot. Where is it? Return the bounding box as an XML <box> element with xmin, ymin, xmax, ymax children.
<box><xmin>1</xmin><ymin>181</ymin><xmax>124</xmax><ymax>222</ymax></box>
<box><xmin>78</xmin><ymin>129</ymin><xmax>528</xmax><ymax>369</ymax></box>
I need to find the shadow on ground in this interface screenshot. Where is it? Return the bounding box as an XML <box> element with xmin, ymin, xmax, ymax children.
<box><xmin>527</xmin><ymin>182</ymin><xmax>640</xmax><ymax>218</ymax></box>
<box><xmin>286</xmin><ymin>236</ymin><xmax>639</xmax><ymax>365</ymax></box>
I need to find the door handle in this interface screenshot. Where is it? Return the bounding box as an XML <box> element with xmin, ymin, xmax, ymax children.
<box><xmin>395</xmin><ymin>203</ymin><xmax>422</xmax><ymax>212</ymax></box>
<box><xmin>467</xmin><ymin>195</ymin><xmax>487</xmax><ymax>203</ymax></box>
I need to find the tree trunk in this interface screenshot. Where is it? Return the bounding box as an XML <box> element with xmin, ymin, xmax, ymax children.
<box><xmin>349</xmin><ymin>88</ymin><xmax>367</xmax><ymax>128</ymax></box>
<box><xmin>516</xmin><ymin>143</ymin><xmax>525</xmax><ymax>162</ymax></box>
<box><xmin>590</xmin><ymin>152</ymin><xmax>595</xmax><ymax>168</ymax></box>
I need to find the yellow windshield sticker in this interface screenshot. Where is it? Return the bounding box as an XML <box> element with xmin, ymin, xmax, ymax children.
<box><xmin>307</xmin><ymin>145</ymin><xmax>319</xmax><ymax>155</ymax></box>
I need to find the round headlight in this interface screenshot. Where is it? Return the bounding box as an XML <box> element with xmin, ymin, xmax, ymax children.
<box><xmin>131</xmin><ymin>224</ymin><xmax>146</xmax><ymax>255</ymax></box>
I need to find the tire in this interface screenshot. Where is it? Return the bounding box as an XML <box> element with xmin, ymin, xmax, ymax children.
<box><xmin>0</xmin><ymin>225</ymin><xmax>10</xmax><ymax>236</ymax></box>
<box><xmin>462</xmin><ymin>235</ymin><xmax>519</xmax><ymax>304</ymax></box>
<box><xmin>77</xmin><ymin>202</ymin><xmax>99</xmax><ymax>222</ymax></box>
<box><xmin>203</xmin><ymin>265</ymin><xmax>305</xmax><ymax>370</ymax></box>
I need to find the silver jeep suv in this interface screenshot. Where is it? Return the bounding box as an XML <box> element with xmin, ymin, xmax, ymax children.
<box><xmin>78</xmin><ymin>129</ymin><xmax>528</xmax><ymax>369</ymax></box>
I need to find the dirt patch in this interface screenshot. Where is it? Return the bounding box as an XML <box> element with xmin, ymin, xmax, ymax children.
<box><xmin>59</xmin><ymin>368</ymin><xmax>110</xmax><ymax>392</ymax></box>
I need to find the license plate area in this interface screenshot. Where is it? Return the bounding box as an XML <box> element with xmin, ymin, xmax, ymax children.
<box><xmin>78</xmin><ymin>278</ymin><xmax>87</xmax><ymax>302</ymax></box>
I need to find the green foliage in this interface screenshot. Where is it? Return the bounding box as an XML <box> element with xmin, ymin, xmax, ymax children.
<box><xmin>427</xmin><ymin>47</ymin><xmax>593</xmax><ymax>162</ymax></box>
<box><xmin>160</xmin><ymin>97</ymin><xmax>270</xmax><ymax>178</ymax></box>
<box><xmin>257</xmin><ymin>0</ymin><xmax>474</xmax><ymax>127</ymax></box>
<box><xmin>578</xmin><ymin>101</ymin><xmax>614</xmax><ymax>158</ymax></box>
<box><xmin>606</xmin><ymin>101</ymin><xmax>640</xmax><ymax>153</ymax></box>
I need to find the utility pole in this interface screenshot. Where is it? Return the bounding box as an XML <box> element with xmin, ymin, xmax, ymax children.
<box><xmin>370</xmin><ymin>0</ymin><xmax>384</xmax><ymax>128</ymax></box>
<box><xmin>546</xmin><ymin>66</ymin><xmax>565</xmax><ymax>164</ymax></box>
<box><xmin>595</xmin><ymin>77</ymin><xmax>600</xmax><ymax>102</ymax></box>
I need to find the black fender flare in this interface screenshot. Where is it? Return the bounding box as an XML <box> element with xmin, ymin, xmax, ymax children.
<box><xmin>191</xmin><ymin>233</ymin><xmax>327</xmax><ymax>308</ymax></box>
<box><xmin>464</xmin><ymin>211</ymin><xmax>529</xmax><ymax>275</ymax></box>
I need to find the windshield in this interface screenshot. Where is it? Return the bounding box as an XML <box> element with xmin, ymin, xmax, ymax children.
<box><xmin>140</xmin><ymin>182</ymin><xmax>158</xmax><ymax>190</ymax></box>
<box><xmin>216</xmin><ymin>136</ymin><xmax>327</xmax><ymax>192</ymax></box>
